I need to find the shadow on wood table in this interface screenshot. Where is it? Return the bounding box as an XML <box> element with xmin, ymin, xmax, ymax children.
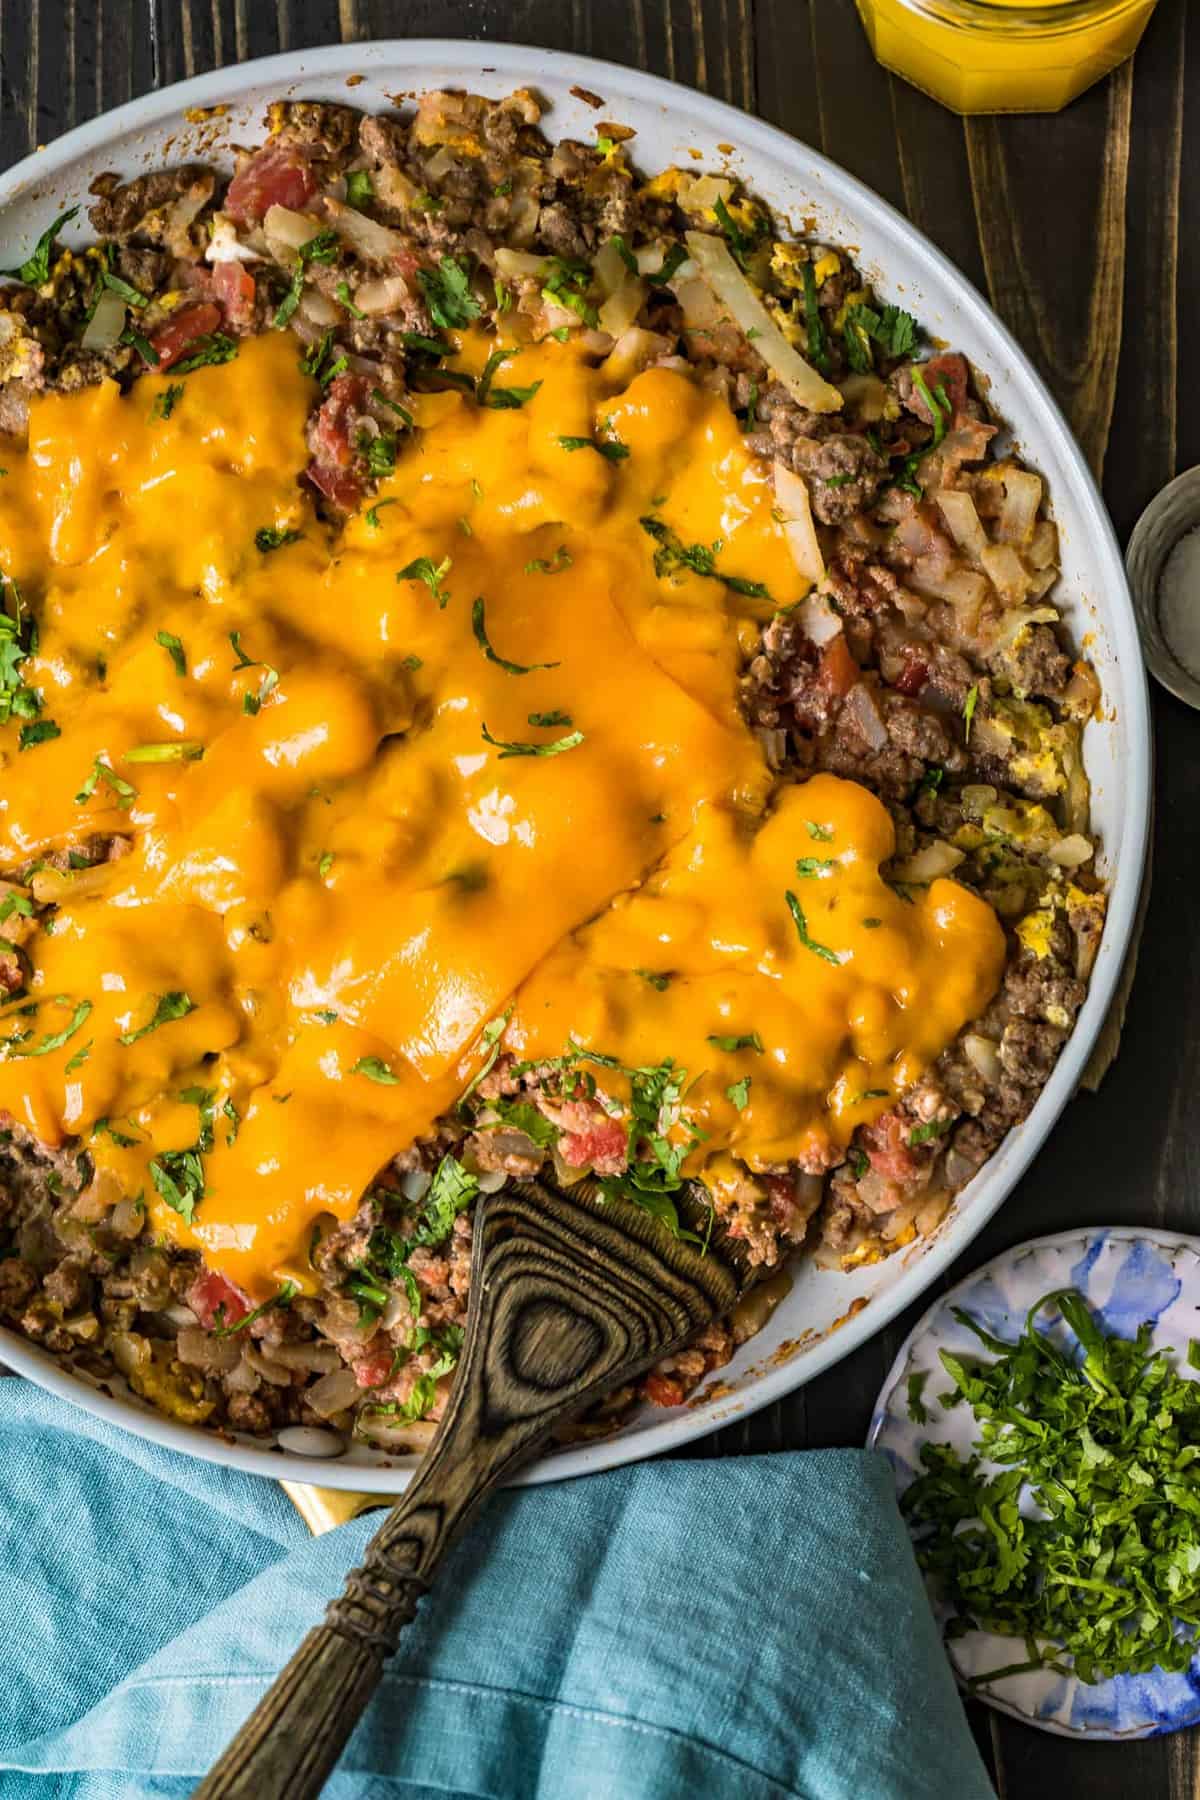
<box><xmin>2</xmin><ymin>0</ymin><xmax>1197</xmax><ymax>1792</ymax></box>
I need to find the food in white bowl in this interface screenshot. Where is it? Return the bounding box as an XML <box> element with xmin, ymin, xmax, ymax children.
<box><xmin>0</xmin><ymin>45</ymin><xmax>1149</xmax><ymax>1490</ymax></box>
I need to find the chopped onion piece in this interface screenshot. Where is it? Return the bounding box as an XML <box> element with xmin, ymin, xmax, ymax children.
<box><xmin>263</xmin><ymin>203</ymin><xmax>324</xmax><ymax>256</ymax></box>
<box><xmin>355</xmin><ymin>273</ymin><xmax>410</xmax><ymax>315</ymax></box>
<box><xmin>755</xmin><ymin>726</ymin><xmax>788</xmax><ymax>771</ymax></box>
<box><xmin>602</xmin><ymin>327</ymin><xmax>672</xmax><ymax>385</ymax></box>
<box><xmin>773</xmin><ymin>460</ymin><xmax>825</xmax><ymax>587</ymax></box>
<box><xmin>494</xmin><ymin>247</ymin><xmax>552</xmax><ymax>280</ymax></box>
<box><xmin>908</xmin><ymin>558</ymin><xmax>989</xmax><ymax>614</ymax></box>
<box><xmin>981</xmin><ymin>541</ymin><xmax>1034</xmax><ymax>605</ymax></box>
<box><xmin>935</xmin><ymin>490</ymin><xmax>988</xmax><ymax>564</ymax></box>
<box><xmin>685</xmin><ymin>230</ymin><xmax>843</xmax><ymax>413</ymax></box>
<box><xmin>30</xmin><ymin>863</ymin><xmax>112</xmax><ymax>904</ymax></box>
<box><xmin>307</xmin><ymin>1368</ymin><xmax>362</xmax><ymax>1419</ymax></box>
<box><xmin>1028</xmin><ymin>518</ymin><xmax>1059</xmax><ymax>571</ymax></box>
<box><xmin>891</xmin><ymin>840</ymin><xmax>965</xmax><ymax>883</ymax></box>
<box><xmin>673</xmin><ymin>275</ymin><xmax>726</xmax><ymax>331</ymax></box>
<box><xmin>994</xmin><ymin>603</ymin><xmax>1060</xmax><ymax>650</ymax></box>
<box><xmin>374</xmin><ymin>163</ymin><xmax>421</xmax><ymax>212</ymax></box>
<box><xmin>598</xmin><ymin>277</ymin><xmax>647</xmax><ymax>337</ymax></box>
<box><xmin>205</xmin><ymin>213</ymin><xmax>262</xmax><ymax>264</ymax></box>
<box><xmin>298</xmin><ymin>289</ymin><xmax>338</xmax><ymax>328</ymax></box>
<box><xmin>325</xmin><ymin>196</ymin><xmax>407</xmax><ymax>264</ymax></box>
<box><xmin>794</xmin><ymin>592</ymin><xmax>843</xmax><ymax>647</ymax></box>
<box><xmin>963</xmin><ymin>1033</ymin><xmax>1002</xmax><ymax>1085</ymax></box>
<box><xmin>842</xmin><ymin>681</ymin><xmax>889</xmax><ymax>751</ymax></box>
<box><xmin>592</xmin><ymin>237</ymin><xmax>627</xmax><ymax>298</ymax></box>
<box><xmin>837</xmin><ymin>372</ymin><xmax>888</xmax><ymax>422</ymax></box>
<box><xmin>81</xmin><ymin>287</ymin><xmax>127</xmax><ymax>352</ymax></box>
<box><xmin>1048</xmin><ymin>833</ymin><xmax>1094</xmax><ymax>869</ymax></box>
<box><xmin>676</xmin><ymin>173</ymin><xmax>737</xmax><ymax>212</ymax></box>
<box><xmin>996</xmin><ymin>468</ymin><xmax>1042</xmax><ymax>545</ymax></box>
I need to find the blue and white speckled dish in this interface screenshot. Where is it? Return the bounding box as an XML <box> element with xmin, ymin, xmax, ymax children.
<box><xmin>869</xmin><ymin>1227</ymin><xmax>1200</xmax><ymax>1741</ymax></box>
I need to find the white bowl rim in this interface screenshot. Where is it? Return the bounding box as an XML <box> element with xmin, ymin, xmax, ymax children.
<box><xmin>0</xmin><ymin>39</ymin><xmax>1152</xmax><ymax>1492</ymax></box>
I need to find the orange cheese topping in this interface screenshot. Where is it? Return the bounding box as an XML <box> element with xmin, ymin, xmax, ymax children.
<box><xmin>0</xmin><ymin>329</ymin><xmax>1005</xmax><ymax>1296</ymax></box>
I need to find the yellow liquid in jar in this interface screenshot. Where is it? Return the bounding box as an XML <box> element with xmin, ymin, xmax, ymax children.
<box><xmin>855</xmin><ymin>0</ymin><xmax>1158</xmax><ymax>115</ymax></box>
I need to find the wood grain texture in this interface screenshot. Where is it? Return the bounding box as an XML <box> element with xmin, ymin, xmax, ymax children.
<box><xmin>0</xmin><ymin>2</ymin><xmax>1194</xmax><ymax>1793</ymax></box>
<box><xmin>196</xmin><ymin>1179</ymin><xmax>737</xmax><ymax>1798</ymax></box>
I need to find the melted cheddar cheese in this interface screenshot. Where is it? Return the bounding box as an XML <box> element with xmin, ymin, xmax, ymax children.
<box><xmin>0</xmin><ymin>329</ymin><xmax>1005</xmax><ymax>1296</ymax></box>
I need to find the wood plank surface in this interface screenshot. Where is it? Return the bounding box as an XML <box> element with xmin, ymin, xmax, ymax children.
<box><xmin>0</xmin><ymin>2</ymin><xmax>1194</xmax><ymax>1793</ymax></box>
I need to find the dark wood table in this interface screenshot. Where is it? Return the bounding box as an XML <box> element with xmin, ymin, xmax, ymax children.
<box><xmin>3</xmin><ymin>0</ymin><xmax>1195</xmax><ymax>1793</ymax></box>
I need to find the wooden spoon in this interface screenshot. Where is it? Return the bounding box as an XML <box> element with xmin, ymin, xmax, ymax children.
<box><xmin>194</xmin><ymin>1176</ymin><xmax>743</xmax><ymax>1799</ymax></box>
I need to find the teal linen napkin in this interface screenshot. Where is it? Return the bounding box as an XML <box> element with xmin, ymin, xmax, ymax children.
<box><xmin>0</xmin><ymin>1380</ymin><xmax>992</xmax><ymax>1799</ymax></box>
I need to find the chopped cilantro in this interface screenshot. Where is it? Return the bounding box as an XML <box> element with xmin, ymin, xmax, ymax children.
<box><xmin>120</xmin><ymin>326</ymin><xmax>160</xmax><ymax>366</ymax></box>
<box><xmin>273</xmin><ymin>230</ymin><xmax>340</xmax><ymax>329</ymax></box>
<box><xmin>471</xmin><ymin>597</ymin><xmax>560</xmax><ymax>676</ymax></box>
<box><xmin>712</xmin><ymin>195</ymin><xmax>764</xmax><ymax>273</ymax></box>
<box><xmin>800</xmin><ymin>259</ymin><xmax>830</xmax><ymax>376</ymax></box>
<box><xmin>397</xmin><ymin>555</ymin><xmax>452</xmax><ymax>608</ymax></box>
<box><xmin>371</xmin><ymin>386</ymin><xmax>414</xmax><ymax>428</ymax></box>
<box><xmin>908</xmin><ymin>1117</ymin><xmax>953</xmax><ymax>1147</ymax></box>
<box><xmin>481</xmin><ymin>722</ymin><xmax>584</xmax><ymax>760</ymax></box>
<box><xmin>75</xmin><ymin>757</ymin><xmax>136</xmax><ymax>811</ymax></box>
<box><xmin>963</xmin><ymin>684</ymin><xmax>979</xmax><ymax>740</ymax></box>
<box><xmin>638</xmin><ymin>516</ymin><xmax>771</xmax><ymax>600</ymax></box>
<box><xmin>155</xmin><ymin>630</ymin><xmax>186</xmax><ymax>677</ymax></box>
<box><xmin>317</xmin><ymin>851</ymin><xmax>334</xmax><ymax>879</ymax></box>
<box><xmin>18</xmin><ymin>718</ymin><xmax>59</xmax><ymax>750</ymax></box>
<box><xmin>805</xmin><ymin>820</ymin><xmax>834</xmax><ymax>843</ymax></box>
<box><xmin>524</xmin><ymin>546</ymin><xmax>572</xmax><ymax>576</ymax></box>
<box><xmin>726</xmin><ymin>1075</ymin><xmax>751</xmax><ymax>1111</ymax></box>
<box><xmin>707</xmin><ymin>1032</ymin><xmax>763</xmax><ymax>1053</ymax></box>
<box><xmin>331</xmin><ymin>279</ymin><xmax>364</xmax><ymax>321</ymax></box>
<box><xmin>646</xmin><ymin>243</ymin><xmax>689</xmax><ymax>288</ymax></box>
<box><xmin>366</xmin><ymin>498</ymin><xmax>398</xmax><ymax>530</ymax></box>
<box><xmin>172</xmin><ymin>332</ymin><xmax>238</xmax><ymax>373</ymax></box>
<box><xmin>557</xmin><ymin>434</ymin><xmax>628</xmax><ymax>462</ymax></box>
<box><xmin>417</xmin><ymin>255</ymin><xmax>482</xmax><ymax>329</ymax></box>
<box><xmin>541</xmin><ymin>254</ymin><xmax>598</xmax><ymax>327</ymax></box>
<box><xmin>794</xmin><ymin>856</ymin><xmax>835</xmax><ymax>878</ymax></box>
<box><xmin>213</xmin><ymin>1280</ymin><xmax>298</xmax><ymax>1337</ymax></box>
<box><xmin>911</xmin><ymin>365</ymin><xmax>951</xmax><ymax>448</ymax></box>
<box><xmin>345</xmin><ymin>170</ymin><xmax>374</xmax><ymax>209</ymax></box>
<box><xmin>151</xmin><ymin>383</ymin><xmax>184</xmax><ymax>421</ymax></box>
<box><xmin>527</xmin><ymin>710</ymin><xmax>572</xmax><ymax>728</ymax></box>
<box><xmin>3</xmin><ymin>205</ymin><xmax>79</xmax><ymax>285</ymax></box>
<box><xmin>1</xmin><ymin>996</ymin><xmax>91</xmax><ymax>1060</ymax></box>
<box><xmin>119</xmin><ymin>991</ymin><xmax>195</xmax><ymax>1046</ymax></box>
<box><xmin>255</xmin><ymin>526</ymin><xmax>302</xmax><ymax>553</ymax></box>
<box><xmin>904</xmin><ymin>1288</ymin><xmax>1200</xmax><ymax>1688</ymax></box>
<box><xmin>785</xmin><ymin>890</ymin><xmax>841</xmax><ymax>966</ymax></box>
<box><xmin>352</xmin><ymin>1055</ymin><xmax>401</xmax><ymax>1085</ymax></box>
<box><xmin>637</xmin><ymin>969</ymin><xmax>671</xmax><ymax>992</ymax></box>
<box><xmin>906</xmin><ymin>1370</ymin><xmax>929</xmax><ymax>1424</ymax></box>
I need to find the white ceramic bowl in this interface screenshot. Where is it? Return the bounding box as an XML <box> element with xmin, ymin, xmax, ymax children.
<box><xmin>0</xmin><ymin>42</ymin><xmax>1151</xmax><ymax>1491</ymax></box>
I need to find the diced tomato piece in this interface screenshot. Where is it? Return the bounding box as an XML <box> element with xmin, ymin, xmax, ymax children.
<box><xmin>894</xmin><ymin>646</ymin><xmax>929</xmax><ymax>697</ymax></box>
<box><xmin>920</xmin><ymin>352</ymin><xmax>970</xmax><ymax>425</ymax></box>
<box><xmin>213</xmin><ymin>261</ymin><xmax>256</xmax><ymax>329</ymax></box>
<box><xmin>818</xmin><ymin>633</ymin><xmax>859</xmax><ymax>700</ymax></box>
<box><xmin>149</xmin><ymin>302</ymin><xmax>222</xmax><ymax>371</ymax></box>
<box><xmin>225</xmin><ymin>144</ymin><xmax>318</xmax><ymax>227</ymax></box>
<box><xmin>863</xmin><ymin>1111</ymin><xmax>919</xmax><ymax>1183</ymax></box>
<box><xmin>308</xmin><ymin>373</ymin><xmax>369</xmax><ymax>467</ymax></box>
<box><xmin>354</xmin><ymin>1345</ymin><xmax>394</xmax><ymax>1389</ymax></box>
<box><xmin>559</xmin><ymin>1117</ymin><xmax>628</xmax><ymax>1173</ymax></box>
<box><xmin>305</xmin><ymin>459</ymin><xmax>363</xmax><ymax>511</ymax></box>
<box><xmin>189</xmin><ymin>1269</ymin><xmax>252</xmax><ymax>1332</ymax></box>
<box><xmin>644</xmin><ymin>1373</ymin><xmax>685</xmax><ymax>1407</ymax></box>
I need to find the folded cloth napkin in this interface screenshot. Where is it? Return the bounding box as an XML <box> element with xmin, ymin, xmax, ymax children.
<box><xmin>0</xmin><ymin>1380</ymin><xmax>992</xmax><ymax>1800</ymax></box>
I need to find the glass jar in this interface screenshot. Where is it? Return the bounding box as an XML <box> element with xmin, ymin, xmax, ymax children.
<box><xmin>855</xmin><ymin>0</ymin><xmax>1158</xmax><ymax>115</ymax></box>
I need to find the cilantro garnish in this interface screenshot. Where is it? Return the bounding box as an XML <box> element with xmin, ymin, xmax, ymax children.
<box><xmin>794</xmin><ymin>856</ymin><xmax>835</xmax><ymax>878</ymax></box>
<box><xmin>345</xmin><ymin>170</ymin><xmax>374</xmax><ymax>209</ymax></box>
<box><xmin>637</xmin><ymin>969</ymin><xmax>670</xmax><ymax>992</ymax></box>
<box><xmin>366</xmin><ymin>498</ymin><xmax>398</xmax><ymax>530</ymax></box>
<box><xmin>712</xmin><ymin>195</ymin><xmax>764</xmax><ymax>273</ymax></box>
<box><xmin>800</xmin><ymin>260</ymin><xmax>830</xmax><ymax>376</ymax></box>
<box><xmin>99</xmin><ymin>266</ymin><xmax>148</xmax><ymax>309</ymax></box>
<box><xmin>151</xmin><ymin>383</ymin><xmax>184</xmax><ymax>421</ymax></box>
<box><xmin>371</xmin><ymin>386</ymin><xmax>414</xmax><ymax>428</ymax></box>
<box><xmin>963</xmin><ymin>684</ymin><xmax>979</xmax><ymax>740</ymax></box>
<box><xmin>172</xmin><ymin>332</ymin><xmax>238</xmax><ymax>374</ymax></box>
<box><xmin>0</xmin><ymin>996</ymin><xmax>91</xmax><ymax>1060</ymax></box>
<box><xmin>356</xmin><ymin>429</ymin><xmax>396</xmax><ymax>478</ymax></box>
<box><xmin>459</xmin><ymin>1009</ymin><xmax>511</xmax><ymax>1105</ymax></box>
<box><xmin>908</xmin><ymin>1117</ymin><xmax>952</xmax><ymax>1148</ymax></box>
<box><xmin>397</xmin><ymin>556</ymin><xmax>452</xmax><ymax>608</ymax></box>
<box><xmin>557</xmin><ymin>434</ymin><xmax>629</xmax><ymax>462</ymax></box>
<box><xmin>255</xmin><ymin>525</ymin><xmax>302</xmax><ymax>553</ymax></box>
<box><xmin>904</xmin><ymin>1287</ymin><xmax>1200</xmax><ymax>1687</ymax></box>
<box><xmin>213</xmin><ymin>1280</ymin><xmax>298</xmax><ymax>1338</ymax></box>
<box><xmin>911</xmin><ymin>366</ymin><xmax>951</xmax><ymax>448</ymax></box>
<box><xmin>906</xmin><ymin>1371</ymin><xmax>929</xmax><ymax>1424</ymax></box>
<box><xmin>273</xmin><ymin>230</ymin><xmax>340</xmax><ymax>329</ymax></box>
<box><xmin>610</xmin><ymin>233</ymin><xmax>638</xmax><ymax>274</ymax></box>
<box><xmin>75</xmin><ymin>757</ymin><xmax>136</xmax><ymax>811</ymax></box>
<box><xmin>352</xmin><ymin>1055</ymin><xmax>401</xmax><ymax>1085</ymax></box>
<box><xmin>334</xmin><ymin>280</ymin><xmax>366</xmax><ymax>319</ymax></box>
<box><xmin>417</xmin><ymin>254</ymin><xmax>482</xmax><ymax>329</ymax></box>
<box><xmin>639</xmin><ymin>516</ymin><xmax>771</xmax><ymax>600</ymax></box>
<box><xmin>120</xmin><ymin>327</ymin><xmax>160</xmax><ymax>366</ymax></box>
<box><xmin>726</xmin><ymin>1075</ymin><xmax>751</xmax><ymax>1111</ymax></box>
<box><xmin>646</xmin><ymin>243</ymin><xmax>688</xmax><ymax>289</ymax></box>
<box><xmin>707</xmin><ymin>1032</ymin><xmax>762</xmax><ymax>1053</ymax></box>
<box><xmin>155</xmin><ymin>630</ymin><xmax>186</xmax><ymax>676</ymax></box>
<box><xmin>18</xmin><ymin>718</ymin><xmax>59</xmax><ymax>750</ymax></box>
<box><xmin>476</xmin><ymin>347</ymin><xmax>542</xmax><ymax>411</ymax></box>
<box><xmin>3</xmin><ymin>206</ymin><xmax>79</xmax><ymax>285</ymax></box>
<box><xmin>399</xmin><ymin>331</ymin><xmax>450</xmax><ymax>360</ymax></box>
<box><xmin>0</xmin><ymin>591</ymin><xmax>44</xmax><ymax>729</ymax></box>
<box><xmin>0</xmin><ymin>893</ymin><xmax>33</xmax><ymax>924</ymax></box>
<box><xmin>844</xmin><ymin>302</ymin><xmax>919</xmax><ymax>366</ymax></box>
<box><xmin>805</xmin><ymin>820</ymin><xmax>834</xmax><ymax>843</ymax></box>
<box><xmin>481</xmin><ymin>721</ymin><xmax>584</xmax><ymax>759</ymax></box>
<box><xmin>487</xmin><ymin>1097</ymin><xmax>560</xmax><ymax>1147</ymax></box>
<box><xmin>471</xmin><ymin>597</ymin><xmax>561</xmax><ymax>676</ymax></box>
<box><xmin>524</xmin><ymin>546</ymin><xmax>572</xmax><ymax>576</ymax></box>
<box><xmin>118</xmin><ymin>991</ymin><xmax>195</xmax><ymax>1046</ymax></box>
<box><xmin>541</xmin><ymin>255</ymin><xmax>598</xmax><ymax>327</ymax></box>
<box><xmin>785</xmin><ymin>889</ymin><xmax>841</xmax><ymax>966</ymax></box>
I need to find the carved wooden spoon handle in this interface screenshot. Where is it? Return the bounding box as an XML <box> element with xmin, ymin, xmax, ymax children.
<box><xmin>193</xmin><ymin>1179</ymin><xmax>736</xmax><ymax>1800</ymax></box>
